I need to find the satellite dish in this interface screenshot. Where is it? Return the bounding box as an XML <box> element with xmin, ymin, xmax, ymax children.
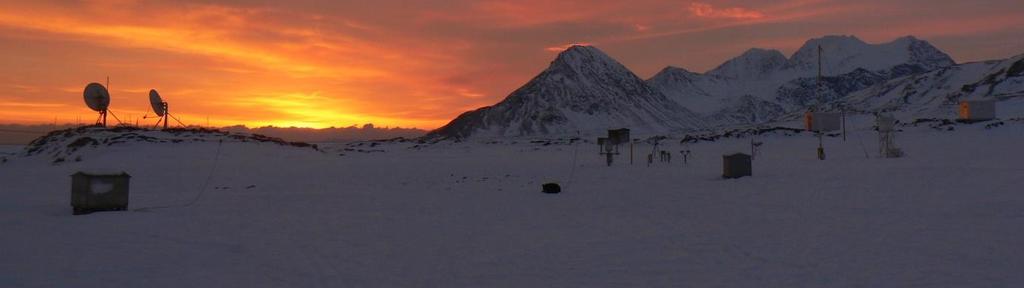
<box><xmin>145</xmin><ymin>88</ymin><xmax>181</xmax><ymax>129</ymax></box>
<box><xmin>149</xmin><ymin>89</ymin><xmax>165</xmax><ymax>117</ymax></box>
<box><xmin>83</xmin><ymin>83</ymin><xmax>110</xmax><ymax>112</ymax></box>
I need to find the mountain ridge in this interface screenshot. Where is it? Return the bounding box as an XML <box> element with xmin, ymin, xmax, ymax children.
<box><xmin>648</xmin><ymin>35</ymin><xmax>958</xmax><ymax>127</ymax></box>
<box><xmin>428</xmin><ymin>35</ymin><xmax>1019</xmax><ymax>140</ymax></box>
<box><xmin>425</xmin><ymin>45</ymin><xmax>703</xmax><ymax>140</ymax></box>
<box><xmin>839</xmin><ymin>53</ymin><xmax>1024</xmax><ymax>117</ymax></box>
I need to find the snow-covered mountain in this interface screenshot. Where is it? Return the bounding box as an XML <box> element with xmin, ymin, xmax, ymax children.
<box><xmin>426</xmin><ymin>45</ymin><xmax>704</xmax><ymax>140</ymax></box>
<box><xmin>784</xmin><ymin>35</ymin><xmax>953</xmax><ymax>77</ymax></box>
<box><xmin>707</xmin><ymin>48</ymin><xmax>787</xmax><ymax>80</ymax></box>
<box><xmin>645</xmin><ymin>66</ymin><xmax>739</xmax><ymax>115</ymax></box>
<box><xmin>774</xmin><ymin>64</ymin><xmax>932</xmax><ymax>108</ymax></box>
<box><xmin>648</xmin><ymin>35</ymin><xmax>956</xmax><ymax>127</ymax></box>
<box><xmin>839</xmin><ymin>54</ymin><xmax>1024</xmax><ymax>117</ymax></box>
<box><xmin>427</xmin><ymin>35</ymin><xmax>1015</xmax><ymax>140</ymax></box>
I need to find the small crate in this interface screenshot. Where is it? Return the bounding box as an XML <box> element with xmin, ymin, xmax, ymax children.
<box><xmin>722</xmin><ymin>153</ymin><xmax>752</xmax><ymax>179</ymax></box>
<box><xmin>71</xmin><ymin>171</ymin><xmax>131</xmax><ymax>215</ymax></box>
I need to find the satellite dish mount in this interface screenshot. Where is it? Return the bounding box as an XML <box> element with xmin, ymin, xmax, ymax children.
<box><xmin>147</xmin><ymin>89</ymin><xmax>184</xmax><ymax>129</ymax></box>
<box><xmin>83</xmin><ymin>82</ymin><xmax>112</xmax><ymax>127</ymax></box>
<box><xmin>154</xmin><ymin>102</ymin><xmax>169</xmax><ymax>129</ymax></box>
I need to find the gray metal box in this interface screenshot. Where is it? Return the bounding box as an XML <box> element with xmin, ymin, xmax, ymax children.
<box><xmin>71</xmin><ymin>171</ymin><xmax>130</xmax><ymax>215</ymax></box>
<box><xmin>805</xmin><ymin>112</ymin><xmax>841</xmax><ymax>132</ymax></box>
<box><xmin>722</xmin><ymin>153</ymin><xmax>752</xmax><ymax>179</ymax></box>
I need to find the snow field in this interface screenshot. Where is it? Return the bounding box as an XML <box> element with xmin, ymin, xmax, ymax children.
<box><xmin>1</xmin><ymin>121</ymin><xmax>1022</xmax><ymax>287</ymax></box>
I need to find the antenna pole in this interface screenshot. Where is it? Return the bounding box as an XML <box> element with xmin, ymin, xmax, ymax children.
<box><xmin>817</xmin><ymin>45</ymin><xmax>823</xmax><ymax>106</ymax></box>
<box><xmin>104</xmin><ymin>76</ymin><xmax>110</xmax><ymax>128</ymax></box>
<box><xmin>163</xmin><ymin>102</ymin><xmax>169</xmax><ymax>129</ymax></box>
<box><xmin>842</xmin><ymin>107</ymin><xmax>847</xmax><ymax>141</ymax></box>
<box><xmin>816</xmin><ymin>45</ymin><xmax>826</xmax><ymax>160</ymax></box>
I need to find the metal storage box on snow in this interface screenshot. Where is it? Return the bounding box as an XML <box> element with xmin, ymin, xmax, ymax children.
<box><xmin>722</xmin><ymin>153</ymin><xmax>752</xmax><ymax>179</ymax></box>
<box><xmin>71</xmin><ymin>171</ymin><xmax>130</xmax><ymax>215</ymax></box>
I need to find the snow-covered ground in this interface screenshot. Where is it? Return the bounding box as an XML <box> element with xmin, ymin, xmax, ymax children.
<box><xmin>1</xmin><ymin>119</ymin><xmax>1022</xmax><ymax>287</ymax></box>
<box><xmin>0</xmin><ymin>144</ymin><xmax>22</xmax><ymax>154</ymax></box>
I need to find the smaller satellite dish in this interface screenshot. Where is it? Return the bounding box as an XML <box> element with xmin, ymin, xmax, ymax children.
<box><xmin>83</xmin><ymin>83</ymin><xmax>110</xmax><ymax>112</ymax></box>
<box><xmin>149</xmin><ymin>89</ymin><xmax>165</xmax><ymax>116</ymax></box>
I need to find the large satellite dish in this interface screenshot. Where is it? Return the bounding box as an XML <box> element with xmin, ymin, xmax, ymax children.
<box><xmin>144</xmin><ymin>88</ymin><xmax>183</xmax><ymax>129</ymax></box>
<box><xmin>83</xmin><ymin>83</ymin><xmax>110</xmax><ymax>112</ymax></box>
<box><xmin>149</xmin><ymin>89</ymin><xmax>165</xmax><ymax>117</ymax></box>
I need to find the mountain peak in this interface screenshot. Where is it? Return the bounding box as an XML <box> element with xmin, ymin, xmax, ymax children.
<box><xmin>561</xmin><ymin>44</ymin><xmax>600</xmax><ymax>54</ymax></box>
<box><xmin>426</xmin><ymin>45</ymin><xmax>703</xmax><ymax>139</ymax></box>
<box><xmin>706</xmin><ymin>47</ymin><xmax>787</xmax><ymax>79</ymax></box>
<box><xmin>900</xmin><ymin>36</ymin><xmax>956</xmax><ymax>67</ymax></box>
<box><xmin>816</xmin><ymin>34</ymin><xmax>865</xmax><ymax>43</ymax></box>
<box><xmin>894</xmin><ymin>35</ymin><xmax>919</xmax><ymax>42</ymax></box>
<box><xmin>552</xmin><ymin>45</ymin><xmax>617</xmax><ymax>67</ymax></box>
<box><xmin>799</xmin><ymin>35</ymin><xmax>867</xmax><ymax>51</ymax></box>
<box><xmin>791</xmin><ymin>35</ymin><xmax>868</xmax><ymax>58</ymax></box>
<box><xmin>648</xmin><ymin>66</ymin><xmax>704</xmax><ymax>87</ymax></box>
<box><xmin>742</xmin><ymin>48</ymin><xmax>786</xmax><ymax>57</ymax></box>
<box><xmin>657</xmin><ymin>66</ymin><xmax>698</xmax><ymax>76</ymax></box>
<box><xmin>787</xmin><ymin>34</ymin><xmax>954</xmax><ymax>75</ymax></box>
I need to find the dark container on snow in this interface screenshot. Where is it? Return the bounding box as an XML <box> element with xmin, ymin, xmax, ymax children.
<box><xmin>722</xmin><ymin>153</ymin><xmax>752</xmax><ymax>179</ymax></box>
<box><xmin>71</xmin><ymin>171</ymin><xmax>131</xmax><ymax>215</ymax></box>
<box><xmin>542</xmin><ymin>183</ymin><xmax>561</xmax><ymax>194</ymax></box>
<box><xmin>607</xmin><ymin>128</ymin><xmax>630</xmax><ymax>145</ymax></box>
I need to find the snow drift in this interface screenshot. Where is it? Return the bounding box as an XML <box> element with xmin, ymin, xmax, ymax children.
<box><xmin>23</xmin><ymin>126</ymin><xmax>319</xmax><ymax>164</ymax></box>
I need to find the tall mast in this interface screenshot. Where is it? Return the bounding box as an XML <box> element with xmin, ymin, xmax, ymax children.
<box><xmin>817</xmin><ymin>45</ymin><xmax>823</xmax><ymax>107</ymax></box>
<box><xmin>815</xmin><ymin>45</ymin><xmax>826</xmax><ymax>160</ymax></box>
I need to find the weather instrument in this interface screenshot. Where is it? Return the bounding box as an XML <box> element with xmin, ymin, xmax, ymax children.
<box><xmin>877</xmin><ymin>113</ymin><xmax>902</xmax><ymax>158</ymax></box>
<box><xmin>83</xmin><ymin>83</ymin><xmax>111</xmax><ymax>126</ymax></box>
<box><xmin>144</xmin><ymin>89</ymin><xmax>185</xmax><ymax>129</ymax></box>
<box><xmin>814</xmin><ymin>45</ymin><xmax>826</xmax><ymax>160</ymax></box>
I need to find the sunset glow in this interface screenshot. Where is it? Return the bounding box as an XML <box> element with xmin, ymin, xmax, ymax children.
<box><xmin>2</xmin><ymin>0</ymin><xmax>1022</xmax><ymax>129</ymax></box>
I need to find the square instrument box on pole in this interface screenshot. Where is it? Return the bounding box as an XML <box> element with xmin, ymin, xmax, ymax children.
<box><xmin>607</xmin><ymin>128</ymin><xmax>630</xmax><ymax>145</ymax></box>
<box><xmin>804</xmin><ymin>112</ymin><xmax>841</xmax><ymax>132</ymax></box>
<box><xmin>958</xmin><ymin>100</ymin><xmax>996</xmax><ymax>122</ymax></box>
<box><xmin>71</xmin><ymin>171</ymin><xmax>131</xmax><ymax>215</ymax></box>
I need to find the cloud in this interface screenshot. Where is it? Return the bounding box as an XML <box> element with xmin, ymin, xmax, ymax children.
<box><xmin>688</xmin><ymin>2</ymin><xmax>765</xmax><ymax>19</ymax></box>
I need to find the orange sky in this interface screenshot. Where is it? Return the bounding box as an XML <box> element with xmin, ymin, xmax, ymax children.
<box><xmin>2</xmin><ymin>0</ymin><xmax>1022</xmax><ymax>129</ymax></box>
